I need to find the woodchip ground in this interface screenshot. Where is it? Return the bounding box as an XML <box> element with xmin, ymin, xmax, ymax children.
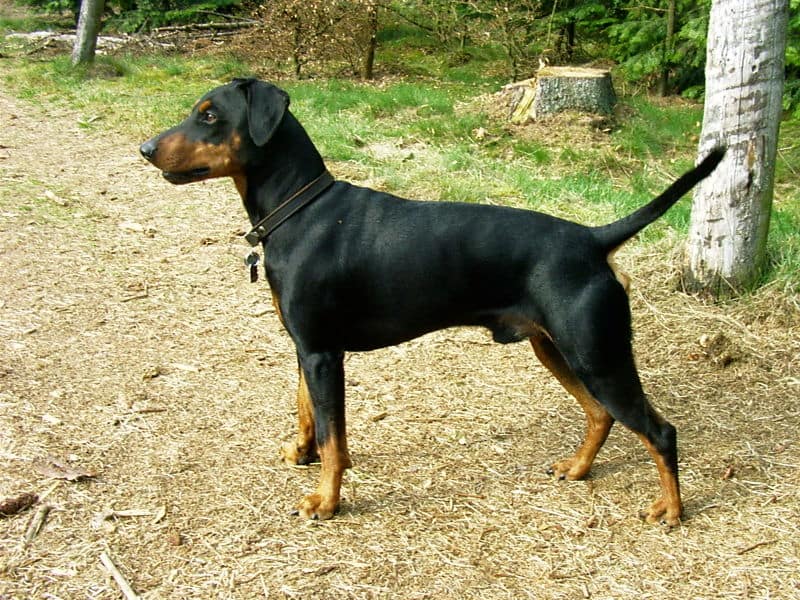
<box><xmin>1</xmin><ymin>76</ymin><xmax>799</xmax><ymax>598</ymax></box>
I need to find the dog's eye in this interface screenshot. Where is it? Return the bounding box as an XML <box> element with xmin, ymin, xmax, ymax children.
<box><xmin>200</xmin><ymin>111</ymin><xmax>218</xmax><ymax>124</ymax></box>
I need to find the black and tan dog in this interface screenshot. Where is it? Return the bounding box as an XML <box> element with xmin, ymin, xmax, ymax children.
<box><xmin>140</xmin><ymin>78</ymin><xmax>724</xmax><ymax>525</ymax></box>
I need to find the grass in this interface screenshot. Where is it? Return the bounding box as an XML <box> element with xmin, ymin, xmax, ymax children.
<box><xmin>376</xmin><ymin>22</ymin><xmax>508</xmax><ymax>86</ymax></box>
<box><xmin>765</xmin><ymin>207</ymin><xmax>800</xmax><ymax>292</ymax></box>
<box><xmin>0</xmin><ymin>8</ymin><xmax>73</xmax><ymax>33</ymax></box>
<box><xmin>0</xmin><ymin>32</ymin><xmax>797</xmax><ymax>292</ymax></box>
<box><xmin>612</xmin><ymin>96</ymin><xmax>704</xmax><ymax>158</ymax></box>
<box><xmin>281</xmin><ymin>79</ymin><xmax>487</xmax><ymax>163</ymax></box>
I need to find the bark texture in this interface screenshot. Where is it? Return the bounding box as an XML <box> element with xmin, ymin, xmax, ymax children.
<box><xmin>683</xmin><ymin>0</ymin><xmax>788</xmax><ymax>296</ymax></box>
<box><xmin>71</xmin><ymin>0</ymin><xmax>105</xmax><ymax>65</ymax></box>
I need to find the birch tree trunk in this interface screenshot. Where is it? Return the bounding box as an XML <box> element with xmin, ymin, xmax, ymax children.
<box><xmin>682</xmin><ymin>0</ymin><xmax>788</xmax><ymax>297</ymax></box>
<box><xmin>71</xmin><ymin>0</ymin><xmax>105</xmax><ymax>65</ymax></box>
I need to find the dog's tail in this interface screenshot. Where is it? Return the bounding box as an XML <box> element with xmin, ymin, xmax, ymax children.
<box><xmin>592</xmin><ymin>146</ymin><xmax>726</xmax><ymax>251</ymax></box>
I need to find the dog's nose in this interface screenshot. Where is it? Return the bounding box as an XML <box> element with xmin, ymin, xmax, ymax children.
<box><xmin>139</xmin><ymin>139</ymin><xmax>157</xmax><ymax>161</ymax></box>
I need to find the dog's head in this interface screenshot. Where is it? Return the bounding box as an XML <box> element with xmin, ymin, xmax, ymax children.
<box><xmin>139</xmin><ymin>78</ymin><xmax>289</xmax><ymax>185</ymax></box>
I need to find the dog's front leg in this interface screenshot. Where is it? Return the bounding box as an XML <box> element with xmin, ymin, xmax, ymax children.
<box><xmin>294</xmin><ymin>350</ymin><xmax>352</xmax><ymax>520</ymax></box>
<box><xmin>280</xmin><ymin>366</ymin><xmax>320</xmax><ymax>465</ymax></box>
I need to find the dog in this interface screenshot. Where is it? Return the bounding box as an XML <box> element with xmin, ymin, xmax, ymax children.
<box><xmin>140</xmin><ymin>78</ymin><xmax>725</xmax><ymax>525</ymax></box>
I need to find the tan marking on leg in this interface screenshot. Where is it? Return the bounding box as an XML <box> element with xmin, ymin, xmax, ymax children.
<box><xmin>531</xmin><ymin>332</ymin><xmax>614</xmax><ymax>480</ymax></box>
<box><xmin>281</xmin><ymin>369</ymin><xmax>319</xmax><ymax>466</ymax></box>
<box><xmin>271</xmin><ymin>294</ymin><xmax>285</xmax><ymax>327</ymax></box>
<box><xmin>638</xmin><ymin>434</ymin><xmax>682</xmax><ymax>526</ymax></box>
<box><xmin>296</xmin><ymin>426</ymin><xmax>352</xmax><ymax>520</ymax></box>
<box><xmin>607</xmin><ymin>248</ymin><xmax>631</xmax><ymax>294</ymax></box>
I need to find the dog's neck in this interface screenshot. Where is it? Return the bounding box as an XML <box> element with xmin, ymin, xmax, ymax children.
<box><xmin>238</xmin><ymin>111</ymin><xmax>328</xmax><ymax>226</ymax></box>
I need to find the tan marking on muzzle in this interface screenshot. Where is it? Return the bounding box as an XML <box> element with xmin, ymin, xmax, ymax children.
<box><xmin>149</xmin><ymin>132</ymin><xmax>243</xmax><ymax>180</ymax></box>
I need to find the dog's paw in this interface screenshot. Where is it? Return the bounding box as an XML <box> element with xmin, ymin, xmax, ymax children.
<box><xmin>547</xmin><ymin>456</ymin><xmax>590</xmax><ymax>481</ymax></box>
<box><xmin>280</xmin><ymin>441</ymin><xmax>319</xmax><ymax>466</ymax></box>
<box><xmin>294</xmin><ymin>493</ymin><xmax>338</xmax><ymax>520</ymax></box>
<box><xmin>639</xmin><ymin>497</ymin><xmax>682</xmax><ymax>527</ymax></box>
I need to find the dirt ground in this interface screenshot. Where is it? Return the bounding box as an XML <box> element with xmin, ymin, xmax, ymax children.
<box><xmin>1</xmin><ymin>69</ymin><xmax>799</xmax><ymax>599</ymax></box>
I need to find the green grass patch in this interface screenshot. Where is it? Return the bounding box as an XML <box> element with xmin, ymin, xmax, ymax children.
<box><xmin>766</xmin><ymin>205</ymin><xmax>800</xmax><ymax>292</ymax></box>
<box><xmin>376</xmin><ymin>22</ymin><xmax>507</xmax><ymax>87</ymax></box>
<box><xmin>0</xmin><ymin>12</ymin><xmax>73</xmax><ymax>33</ymax></box>
<box><xmin>1</xmin><ymin>53</ymin><xmax>252</xmax><ymax>137</ymax></box>
<box><xmin>612</xmin><ymin>97</ymin><xmax>703</xmax><ymax>157</ymax></box>
<box><xmin>284</xmin><ymin>79</ymin><xmax>488</xmax><ymax>162</ymax></box>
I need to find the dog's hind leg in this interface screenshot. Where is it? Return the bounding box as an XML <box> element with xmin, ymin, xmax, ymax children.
<box><xmin>634</xmin><ymin>415</ymin><xmax>681</xmax><ymax>525</ymax></box>
<box><xmin>530</xmin><ymin>331</ymin><xmax>615</xmax><ymax>481</ymax></box>
<box><xmin>547</xmin><ymin>280</ymin><xmax>682</xmax><ymax>525</ymax></box>
<box><xmin>578</xmin><ymin>361</ymin><xmax>682</xmax><ymax>526</ymax></box>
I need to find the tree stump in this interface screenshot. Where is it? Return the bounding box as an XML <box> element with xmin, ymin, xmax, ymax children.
<box><xmin>503</xmin><ymin>67</ymin><xmax>616</xmax><ymax>123</ymax></box>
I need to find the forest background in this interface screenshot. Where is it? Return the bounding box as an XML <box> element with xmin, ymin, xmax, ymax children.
<box><xmin>11</xmin><ymin>0</ymin><xmax>800</xmax><ymax>107</ymax></box>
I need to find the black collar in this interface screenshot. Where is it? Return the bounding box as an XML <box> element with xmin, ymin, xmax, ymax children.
<box><xmin>244</xmin><ymin>170</ymin><xmax>335</xmax><ymax>246</ymax></box>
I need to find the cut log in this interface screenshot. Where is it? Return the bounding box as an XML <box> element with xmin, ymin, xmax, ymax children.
<box><xmin>502</xmin><ymin>67</ymin><xmax>616</xmax><ymax>123</ymax></box>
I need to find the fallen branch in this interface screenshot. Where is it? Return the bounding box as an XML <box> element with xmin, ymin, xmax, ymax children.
<box><xmin>100</xmin><ymin>551</ymin><xmax>140</xmax><ymax>600</ymax></box>
<box><xmin>23</xmin><ymin>504</ymin><xmax>51</xmax><ymax>547</ymax></box>
<box><xmin>152</xmin><ymin>20</ymin><xmax>257</xmax><ymax>33</ymax></box>
<box><xmin>149</xmin><ymin>29</ymin><xmax>243</xmax><ymax>42</ymax></box>
<box><xmin>736</xmin><ymin>539</ymin><xmax>778</xmax><ymax>555</ymax></box>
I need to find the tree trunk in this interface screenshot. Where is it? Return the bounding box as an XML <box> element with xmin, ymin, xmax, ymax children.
<box><xmin>71</xmin><ymin>0</ymin><xmax>104</xmax><ymax>66</ymax></box>
<box><xmin>291</xmin><ymin>17</ymin><xmax>303</xmax><ymax>79</ymax></box>
<box><xmin>682</xmin><ymin>0</ymin><xmax>788</xmax><ymax>297</ymax></box>
<box><xmin>502</xmin><ymin>67</ymin><xmax>616</xmax><ymax>123</ymax></box>
<box><xmin>561</xmin><ymin>20</ymin><xmax>576</xmax><ymax>61</ymax></box>
<box><xmin>658</xmin><ymin>0</ymin><xmax>676</xmax><ymax>96</ymax></box>
<box><xmin>361</xmin><ymin>2</ymin><xmax>378</xmax><ymax>80</ymax></box>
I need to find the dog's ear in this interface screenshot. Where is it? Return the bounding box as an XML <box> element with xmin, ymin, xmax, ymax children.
<box><xmin>236</xmin><ymin>79</ymin><xmax>290</xmax><ymax>147</ymax></box>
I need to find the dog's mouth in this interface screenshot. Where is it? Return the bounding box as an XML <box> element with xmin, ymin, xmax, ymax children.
<box><xmin>162</xmin><ymin>168</ymin><xmax>211</xmax><ymax>184</ymax></box>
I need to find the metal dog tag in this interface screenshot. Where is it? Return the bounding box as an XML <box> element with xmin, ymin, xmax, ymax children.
<box><xmin>244</xmin><ymin>250</ymin><xmax>261</xmax><ymax>283</ymax></box>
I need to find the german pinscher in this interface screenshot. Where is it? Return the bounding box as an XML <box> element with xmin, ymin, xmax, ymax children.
<box><xmin>140</xmin><ymin>78</ymin><xmax>724</xmax><ymax>526</ymax></box>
